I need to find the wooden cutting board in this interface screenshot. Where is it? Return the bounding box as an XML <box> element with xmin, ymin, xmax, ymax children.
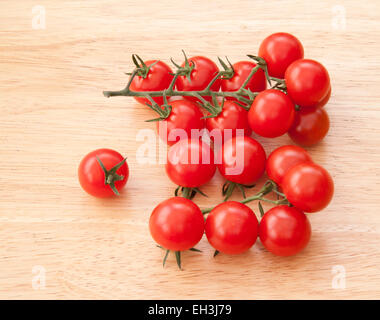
<box><xmin>1</xmin><ymin>0</ymin><xmax>379</xmax><ymax>299</ymax></box>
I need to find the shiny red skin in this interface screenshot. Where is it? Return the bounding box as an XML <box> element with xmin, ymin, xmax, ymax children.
<box><xmin>206</xmin><ymin>101</ymin><xmax>252</xmax><ymax>147</ymax></box>
<box><xmin>314</xmin><ymin>85</ymin><xmax>331</xmax><ymax>108</ymax></box>
<box><xmin>282</xmin><ymin>163</ymin><xmax>334</xmax><ymax>213</ymax></box>
<box><xmin>78</xmin><ymin>149</ymin><xmax>128</xmax><ymax>198</ymax></box>
<box><xmin>248</xmin><ymin>89</ymin><xmax>295</xmax><ymax>138</ymax></box>
<box><xmin>288</xmin><ymin>106</ymin><xmax>330</xmax><ymax>146</ymax></box>
<box><xmin>157</xmin><ymin>100</ymin><xmax>205</xmax><ymax>146</ymax></box>
<box><xmin>259</xmin><ymin>205</ymin><xmax>311</xmax><ymax>257</ymax></box>
<box><xmin>221</xmin><ymin>61</ymin><xmax>266</xmax><ymax>100</ymax></box>
<box><xmin>218</xmin><ymin>136</ymin><xmax>266</xmax><ymax>185</ymax></box>
<box><xmin>166</xmin><ymin>139</ymin><xmax>216</xmax><ymax>188</ymax></box>
<box><xmin>130</xmin><ymin>60</ymin><xmax>173</xmax><ymax>106</ymax></box>
<box><xmin>258</xmin><ymin>32</ymin><xmax>304</xmax><ymax>78</ymax></box>
<box><xmin>266</xmin><ymin>145</ymin><xmax>312</xmax><ymax>186</ymax></box>
<box><xmin>149</xmin><ymin>197</ymin><xmax>204</xmax><ymax>251</ymax></box>
<box><xmin>205</xmin><ymin>201</ymin><xmax>259</xmax><ymax>255</ymax></box>
<box><xmin>176</xmin><ymin>56</ymin><xmax>221</xmax><ymax>102</ymax></box>
<box><xmin>285</xmin><ymin>59</ymin><xmax>330</xmax><ymax>107</ymax></box>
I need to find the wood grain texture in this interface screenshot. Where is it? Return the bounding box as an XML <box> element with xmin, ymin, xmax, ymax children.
<box><xmin>1</xmin><ymin>0</ymin><xmax>380</xmax><ymax>299</ymax></box>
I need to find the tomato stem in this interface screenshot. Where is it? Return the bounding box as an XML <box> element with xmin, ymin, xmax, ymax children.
<box><xmin>96</xmin><ymin>156</ymin><xmax>127</xmax><ymax>196</ymax></box>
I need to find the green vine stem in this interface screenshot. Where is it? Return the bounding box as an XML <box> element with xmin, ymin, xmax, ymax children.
<box><xmin>201</xmin><ymin>180</ymin><xmax>290</xmax><ymax>215</ymax></box>
<box><xmin>103</xmin><ymin>54</ymin><xmax>280</xmax><ymax>112</ymax></box>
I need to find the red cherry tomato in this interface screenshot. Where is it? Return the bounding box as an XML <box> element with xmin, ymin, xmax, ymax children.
<box><xmin>248</xmin><ymin>89</ymin><xmax>295</xmax><ymax>138</ymax></box>
<box><xmin>78</xmin><ymin>149</ymin><xmax>128</xmax><ymax>198</ymax></box>
<box><xmin>266</xmin><ymin>145</ymin><xmax>312</xmax><ymax>186</ymax></box>
<box><xmin>130</xmin><ymin>60</ymin><xmax>173</xmax><ymax>106</ymax></box>
<box><xmin>205</xmin><ymin>201</ymin><xmax>259</xmax><ymax>255</ymax></box>
<box><xmin>176</xmin><ymin>56</ymin><xmax>221</xmax><ymax>102</ymax></box>
<box><xmin>157</xmin><ymin>100</ymin><xmax>205</xmax><ymax>146</ymax></box>
<box><xmin>259</xmin><ymin>205</ymin><xmax>311</xmax><ymax>256</ymax></box>
<box><xmin>218</xmin><ymin>136</ymin><xmax>266</xmax><ymax>186</ymax></box>
<box><xmin>166</xmin><ymin>139</ymin><xmax>216</xmax><ymax>188</ymax></box>
<box><xmin>221</xmin><ymin>61</ymin><xmax>266</xmax><ymax>100</ymax></box>
<box><xmin>288</xmin><ymin>106</ymin><xmax>330</xmax><ymax>146</ymax></box>
<box><xmin>206</xmin><ymin>101</ymin><xmax>252</xmax><ymax>146</ymax></box>
<box><xmin>282</xmin><ymin>162</ymin><xmax>334</xmax><ymax>213</ymax></box>
<box><xmin>258</xmin><ymin>33</ymin><xmax>304</xmax><ymax>79</ymax></box>
<box><xmin>285</xmin><ymin>59</ymin><xmax>330</xmax><ymax>107</ymax></box>
<box><xmin>149</xmin><ymin>197</ymin><xmax>204</xmax><ymax>251</ymax></box>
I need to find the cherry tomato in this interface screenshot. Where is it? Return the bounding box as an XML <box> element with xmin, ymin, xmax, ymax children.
<box><xmin>258</xmin><ymin>32</ymin><xmax>304</xmax><ymax>79</ymax></box>
<box><xmin>157</xmin><ymin>100</ymin><xmax>205</xmax><ymax>146</ymax></box>
<box><xmin>266</xmin><ymin>145</ymin><xmax>312</xmax><ymax>186</ymax></box>
<box><xmin>206</xmin><ymin>101</ymin><xmax>252</xmax><ymax>146</ymax></box>
<box><xmin>218</xmin><ymin>136</ymin><xmax>266</xmax><ymax>186</ymax></box>
<box><xmin>282</xmin><ymin>162</ymin><xmax>334</xmax><ymax>213</ymax></box>
<box><xmin>130</xmin><ymin>60</ymin><xmax>173</xmax><ymax>106</ymax></box>
<box><xmin>205</xmin><ymin>201</ymin><xmax>259</xmax><ymax>255</ymax></box>
<box><xmin>288</xmin><ymin>106</ymin><xmax>330</xmax><ymax>146</ymax></box>
<box><xmin>78</xmin><ymin>149</ymin><xmax>128</xmax><ymax>198</ymax></box>
<box><xmin>166</xmin><ymin>139</ymin><xmax>216</xmax><ymax>188</ymax></box>
<box><xmin>149</xmin><ymin>197</ymin><xmax>204</xmax><ymax>251</ymax></box>
<box><xmin>248</xmin><ymin>89</ymin><xmax>295</xmax><ymax>138</ymax></box>
<box><xmin>285</xmin><ymin>59</ymin><xmax>330</xmax><ymax>107</ymax></box>
<box><xmin>221</xmin><ymin>61</ymin><xmax>266</xmax><ymax>100</ymax></box>
<box><xmin>176</xmin><ymin>56</ymin><xmax>221</xmax><ymax>102</ymax></box>
<box><xmin>259</xmin><ymin>205</ymin><xmax>311</xmax><ymax>256</ymax></box>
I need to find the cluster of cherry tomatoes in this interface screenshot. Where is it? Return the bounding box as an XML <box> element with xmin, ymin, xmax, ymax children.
<box><xmin>79</xmin><ymin>32</ymin><xmax>334</xmax><ymax>269</ymax></box>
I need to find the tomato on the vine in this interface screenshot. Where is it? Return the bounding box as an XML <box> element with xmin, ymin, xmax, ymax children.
<box><xmin>248</xmin><ymin>89</ymin><xmax>295</xmax><ymax>138</ymax></box>
<box><xmin>157</xmin><ymin>99</ymin><xmax>205</xmax><ymax>146</ymax></box>
<box><xmin>130</xmin><ymin>60</ymin><xmax>173</xmax><ymax>106</ymax></box>
<box><xmin>166</xmin><ymin>139</ymin><xmax>216</xmax><ymax>188</ymax></box>
<box><xmin>259</xmin><ymin>205</ymin><xmax>311</xmax><ymax>256</ymax></box>
<box><xmin>266</xmin><ymin>145</ymin><xmax>312</xmax><ymax>186</ymax></box>
<box><xmin>205</xmin><ymin>201</ymin><xmax>259</xmax><ymax>255</ymax></box>
<box><xmin>78</xmin><ymin>149</ymin><xmax>128</xmax><ymax>198</ymax></box>
<box><xmin>206</xmin><ymin>100</ymin><xmax>252</xmax><ymax>146</ymax></box>
<box><xmin>282</xmin><ymin>162</ymin><xmax>334</xmax><ymax>213</ymax></box>
<box><xmin>176</xmin><ymin>56</ymin><xmax>221</xmax><ymax>102</ymax></box>
<box><xmin>258</xmin><ymin>32</ymin><xmax>304</xmax><ymax>79</ymax></box>
<box><xmin>149</xmin><ymin>197</ymin><xmax>204</xmax><ymax>251</ymax></box>
<box><xmin>221</xmin><ymin>61</ymin><xmax>266</xmax><ymax>99</ymax></box>
<box><xmin>288</xmin><ymin>106</ymin><xmax>330</xmax><ymax>146</ymax></box>
<box><xmin>285</xmin><ymin>59</ymin><xmax>330</xmax><ymax>107</ymax></box>
<box><xmin>218</xmin><ymin>136</ymin><xmax>266</xmax><ymax>186</ymax></box>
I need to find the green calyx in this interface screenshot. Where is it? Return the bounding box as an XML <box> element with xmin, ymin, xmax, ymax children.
<box><xmin>170</xmin><ymin>50</ymin><xmax>195</xmax><ymax>83</ymax></box>
<box><xmin>96</xmin><ymin>156</ymin><xmax>127</xmax><ymax>196</ymax></box>
<box><xmin>174</xmin><ymin>186</ymin><xmax>208</xmax><ymax>200</ymax></box>
<box><xmin>218</xmin><ymin>56</ymin><xmax>235</xmax><ymax>80</ymax></box>
<box><xmin>130</xmin><ymin>54</ymin><xmax>158</xmax><ymax>79</ymax></box>
<box><xmin>145</xmin><ymin>92</ymin><xmax>172</xmax><ymax>122</ymax></box>
<box><xmin>157</xmin><ymin>245</ymin><xmax>202</xmax><ymax>270</ymax></box>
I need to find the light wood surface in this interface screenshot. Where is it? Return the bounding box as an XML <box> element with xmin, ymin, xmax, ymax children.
<box><xmin>1</xmin><ymin>0</ymin><xmax>380</xmax><ymax>299</ymax></box>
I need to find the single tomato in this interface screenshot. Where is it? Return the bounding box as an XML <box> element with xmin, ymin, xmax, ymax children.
<box><xmin>259</xmin><ymin>205</ymin><xmax>311</xmax><ymax>256</ymax></box>
<box><xmin>78</xmin><ymin>149</ymin><xmax>128</xmax><ymax>197</ymax></box>
<box><xmin>221</xmin><ymin>61</ymin><xmax>266</xmax><ymax>100</ymax></box>
<box><xmin>166</xmin><ymin>139</ymin><xmax>216</xmax><ymax>188</ymax></box>
<box><xmin>149</xmin><ymin>197</ymin><xmax>204</xmax><ymax>251</ymax></box>
<box><xmin>157</xmin><ymin>100</ymin><xmax>205</xmax><ymax>146</ymax></box>
<box><xmin>206</xmin><ymin>101</ymin><xmax>252</xmax><ymax>147</ymax></box>
<box><xmin>130</xmin><ymin>60</ymin><xmax>173</xmax><ymax>106</ymax></box>
<box><xmin>248</xmin><ymin>89</ymin><xmax>295</xmax><ymax>138</ymax></box>
<box><xmin>285</xmin><ymin>59</ymin><xmax>330</xmax><ymax>107</ymax></box>
<box><xmin>288</xmin><ymin>106</ymin><xmax>330</xmax><ymax>146</ymax></box>
<box><xmin>205</xmin><ymin>201</ymin><xmax>258</xmax><ymax>255</ymax></box>
<box><xmin>266</xmin><ymin>145</ymin><xmax>312</xmax><ymax>186</ymax></box>
<box><xmin>258</xmin><ymin>32</ymin><xmax>304</xmax><ymax>79</ymax></box>
<box><xmin>218</xmin><ymin>136</ymin><xmax>266</xmax><ymax>186</ymax></box>
<box><xmin>176</xmin><ymin>56</ymin><xmax>221</xmax><ymax>102</ymax></box>
<box><xmin>282</xmin><ymin>162</ymin><xmax>334</xmax><ymax>213</ymax></box>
